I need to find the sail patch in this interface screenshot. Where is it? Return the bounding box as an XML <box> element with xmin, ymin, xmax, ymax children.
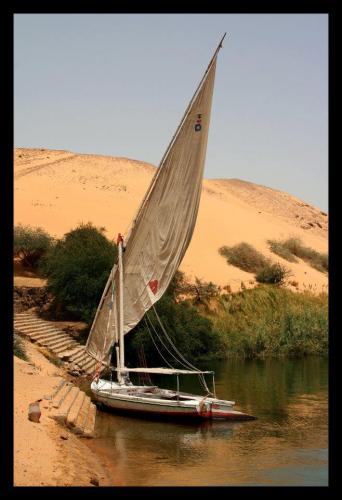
<box><xmin>148</xmin><ymin>279</ymin><xmax>159</xmax><ymax>295</ymax></box>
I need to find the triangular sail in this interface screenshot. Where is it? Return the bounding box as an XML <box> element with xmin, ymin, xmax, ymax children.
<box><xmin>86</xmin><ymin>40</ymin><xmax>223</xmax><ymax>366</ymax></box>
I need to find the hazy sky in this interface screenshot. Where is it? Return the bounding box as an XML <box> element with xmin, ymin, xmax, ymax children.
<box><xmin>14</xmin><ymin>14</ymin><xmax>328</xmax><ymax>211</ymax></box>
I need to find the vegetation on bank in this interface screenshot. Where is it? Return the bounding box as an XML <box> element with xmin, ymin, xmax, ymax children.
<box><xmin>14</xmin><ymin>224</ymin><xmax>54</xmax><ymax>268</ymax></box>
<box><xmin>40</xmin><ymin>223</ymin><xmax>117</xmax><ymax>323</ymax></box>
<box><xmin>15</xmin><ymin>224</ymin><xmax>328</xmax><ymax>362</ymax></box>
<box><xmin>209</xmin><ymin>286</ymin><xmax>328</xmax><ymax>358</ymax></box>
<box><xmin>267</xmin><ymin>237</ymin><xmax>328</xmax><ymax>273</ymax></box>
<box><xmin>125</xmin><ymin>274</ymin><xmax>224</xmax><ymax>367</ymax></box>
<box><xmin>14</xmin><ymin>335</ymin><xmax>28</xmax><ymax>361</ymax></box>
<box><xmin>126</xmin><ymin>272</ymin><xmax>328</xmax><ymax>363</ymax></box>
<box><xmin>218</xmin><ymin>242</ymin><xmax>291</xmax><ymax>285</ymax></box>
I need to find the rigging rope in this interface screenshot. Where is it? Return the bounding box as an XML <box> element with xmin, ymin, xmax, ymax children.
<box><xmin>147</xmin><ymin>305</ymin><xmax>213</xmax><ymax>395</ymax></box>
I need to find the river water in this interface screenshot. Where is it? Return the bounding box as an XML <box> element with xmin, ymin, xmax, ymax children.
<box><xmin>86</xmin><ymin>357</ymin><xmax>328</xmax><ymax>486</ymax></box>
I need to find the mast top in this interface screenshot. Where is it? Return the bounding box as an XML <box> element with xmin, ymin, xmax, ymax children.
<box><xmin>218</xmin><ymin>32</ymin><xmax>227</xmax><ymax>49</ymax></box>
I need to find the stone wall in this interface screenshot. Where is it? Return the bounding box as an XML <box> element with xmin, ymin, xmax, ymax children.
<box><xmin>14</xmin><ymin>286</ymin><xmax>52</xmax><ymax>313</ymax></box>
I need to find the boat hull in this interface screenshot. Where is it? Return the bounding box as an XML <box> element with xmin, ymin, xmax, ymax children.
<box><xmin>91</xmin><ymin>380</ymin><xmax>255</xmax><ymax>421</ymax></box>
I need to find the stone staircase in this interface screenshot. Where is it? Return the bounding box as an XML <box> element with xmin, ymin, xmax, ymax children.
<box><xmin>14</xmin><ymin>311</ymin><xmax>97</xmax><ymax>376</ymax></box>
<box><xmin>46</xmin><ymin>378</ymin><xmax>97</xmax><ymax>437</ymax></box>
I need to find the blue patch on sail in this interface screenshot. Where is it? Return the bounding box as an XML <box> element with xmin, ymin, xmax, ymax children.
<box><xmin>108</xmin><ymin>301</ymin><xmax>113</xmax><ymax>310</ymax></box>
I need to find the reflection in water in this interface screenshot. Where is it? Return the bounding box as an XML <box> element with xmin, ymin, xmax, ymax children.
<box><xmin>86</xmin><ymin>357</ymin><xmax>328</xmax><ymax>486</ymax></box>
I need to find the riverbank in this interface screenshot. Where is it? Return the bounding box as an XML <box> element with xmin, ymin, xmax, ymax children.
<box><xmin>14</xmin><ymin>338</ymin><xmax>113</xmax><ymax>486</ymax></box>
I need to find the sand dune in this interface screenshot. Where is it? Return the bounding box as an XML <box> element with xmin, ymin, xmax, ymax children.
<box><xmin>14</xmin><ymin>148</ymin><xmax>328</xmax><ymax>293</ymax></box>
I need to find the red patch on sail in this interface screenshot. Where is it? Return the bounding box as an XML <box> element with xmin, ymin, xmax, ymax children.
<box><xmin>148</xmin><ymin>280</ymin><xmax>159</xmax><ymax>295</ymax></box>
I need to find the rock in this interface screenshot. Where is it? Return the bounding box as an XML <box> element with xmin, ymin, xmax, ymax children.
<box><xmin>60</xmin><ymin>434</ymin><xmax>69</xmax><ymax>440</ymax></box>
<box><xmin>28</xmin><ymin>401</ymin><xmax>41</xmax><ymax>423</ymax></box>
<box><xmin>90</xmin><ymin>477</ymin><xmax>99</xmax><ymax>486</ymax></box>
<box><xmin>68</xmin><ymin>369</ymin><xmax>80</xmax><ymax>376</ymax></box>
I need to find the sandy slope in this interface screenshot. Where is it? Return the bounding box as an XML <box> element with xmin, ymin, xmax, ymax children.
<box><xmin>14</xmin><ymin>340</ymin><xmax>112</xmax><ymax>486</ymax></box>
<box><xmin>14</xmin><ymin>148</ymin><xmax>328</xmax><ymax>293</ymax></box>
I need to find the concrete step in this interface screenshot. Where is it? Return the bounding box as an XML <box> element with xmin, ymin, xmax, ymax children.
<box><xmin>53</xmin><ymin>386</ymin><xmax>80</xmax><ymax>423</ymax></box>
<box><xmin>74</xmin><ymin>396</ymin><xmax>91</xmax><ymax>435</ymax></box>
<box><xmin>52</xmin><ymin>381</ymin><xmax>73</xmax><ymax>408</ymax></box>
<box><xmin>83</xmin><ymin>403</ymin><xmax>97</xmax><ymax>438</ymax></box>
<box><xmin>66</xmin><ymin>390</ymin><xmax>86</xmax><ymax>429</ymax></box>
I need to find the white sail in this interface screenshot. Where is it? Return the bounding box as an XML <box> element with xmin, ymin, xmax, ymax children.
<box><xmin>86</xmin><ymin>45</ymin><xmax>220</xmax><ymax>366</ymax></box>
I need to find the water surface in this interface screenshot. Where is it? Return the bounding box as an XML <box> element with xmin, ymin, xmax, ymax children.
<box><xmin>86</xmin><ymin>357</ymin><xmax>328</xmax><ymax>486</ymax></box>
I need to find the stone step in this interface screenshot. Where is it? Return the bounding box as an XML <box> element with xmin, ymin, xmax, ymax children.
<box><xmin>14</xmin><ymin>316</ymin><xmax>47</xmax><ymax>325</ymax></box>
<box><xmin>31</xmin><ymin>332</ymin><xmax>70</xmax><ymax>344</ymax></box>
<box><xmin>14</xmin><ymin>313</ymin><xmax>38</xmax><ymax>319</ymax></box>
<box><xmin>14</xmin><ymin>323</ymin><xmax>58</xmax><ymax>334</ymax></box>
<box><xmin>83</xmin><ymin>403</ymin><xmax>97</xmax><ymax>438</ymax></box>
<box><xmin>74</xmin><ymin>355</ymin><xmax>93</xmax><ymax>371</ymax></box>
<box><xmin>57</xmin><ymin>346</ymin><xmax>85</xmax><ymax>361</ymax></box>
<box><xmin>66</xmin><ymin>390</ymin><xmax>86</xmax><ymax>428</ymax></box>
<box><xmin>48</xmin><ymin>378</ymin><xmax>66</xmax><ymax>401</ymax></box>
<box><xmin>52</xmin><ymin>340</ymin><xmax>79</xmax><ymax>354</ymax></box>
<box><xmin>14</xmin><ymin>316</ymin><xmax>45</xmax><ymax>324</ymax></box>
<box><xmin>52</xmin><ymin>381</ymin><xmax>73</xmax><ymax>408</ymax></box>
<box><xmin>39</xmin><ymin>335</ymin><xmax>74</xmax><ymax>349</ymax></box>
<box><xmin>74</xmin><ymin>396</ymin><xmax>91</xmax><ymax>435</ymax></box>
<box><xmin>69</xmin><ymin>348</ymin><xmax>87</xmax><ymax>364</ymax></box>
<box><xmin>79</xmin><ymin>357</ymin><xmax>96</xmax><ymax>372</ymax></box>
<box><xmin>53</xmin><ymin>386</ymin><xmax>80</xmax><ymax>423</ymax></box>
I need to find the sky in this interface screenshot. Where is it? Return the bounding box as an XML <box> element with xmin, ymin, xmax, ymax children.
<box><xmin>14</xmin><ymin>14</ymin><xmax>328</xmax><ymax>211</ymax></box>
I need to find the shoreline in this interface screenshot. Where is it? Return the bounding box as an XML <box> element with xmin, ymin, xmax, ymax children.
<box><xmin>14</xmin><ymin>338</ymin><xmax>113</xmax><ymax>487</ymax></box>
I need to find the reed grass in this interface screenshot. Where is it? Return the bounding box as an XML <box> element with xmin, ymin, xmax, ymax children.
<box><xmin>206</xmin><ymin>286</ymin><xmax>328</xmax><ymax>358</ymax></box>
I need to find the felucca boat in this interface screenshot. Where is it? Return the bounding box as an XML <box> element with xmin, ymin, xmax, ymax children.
<box><xmin>85</xmin><ymin>34</ymin><xmax>254</xmax><ymax>420</ymax></box>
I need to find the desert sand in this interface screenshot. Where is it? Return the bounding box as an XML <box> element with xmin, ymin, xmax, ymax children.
<box><xmin>14</xmin><ymin>148</ymin><xmax>328</xmax><ymax>293</ymax></box>
<box><xmin>14</xmin><ymin>339</ymin><xmax>112</xmax><ymax>486</ymax></box>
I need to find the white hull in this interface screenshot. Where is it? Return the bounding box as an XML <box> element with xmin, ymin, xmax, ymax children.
<box><xmin>91</xmin><ymin>380</ymin><xmax>254</xmax><ymax>420</ymax></box>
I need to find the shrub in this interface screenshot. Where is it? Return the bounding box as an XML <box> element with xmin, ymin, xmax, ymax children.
<box><xmin>14</xmin><ymin>335</ymin><xmax>28</xmax><ymax>360</ymax></box>
<box><xmin>268</xmin><ymin>237</ymin><xmax>328</xmax><ymax>273</ymax></box>
<box><xmin>267</xmin><ymin>239</ymin><xmax>298</xmax><ymax>263</ymax></box>
<box><xmin>41</xmin><ymin>223</ymin><xmax>117</xmax><ymax>323</ymax></box>
<box><xmin>219</xmin><ymin>242</ymin><xmax>269</xmax><ymax>273</ymax></box>
<box><xmin>14</xmin><ymin>224</ymin><xmax>54</xmax><ymax>268</ymax></box>
<box><xmin>256</xmin><ymin>262</ymin><xmax>292</xmax><ymax>286</ymax></box>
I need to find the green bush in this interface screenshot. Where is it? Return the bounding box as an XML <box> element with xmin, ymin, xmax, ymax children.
<box><xmin>14</xmin><ymin>224</ymin><xmax>54</xmax><ymax>268</ymax></box>
<box><xmin>219</xmin><ymin>242</ymin><xmax>269</xmax><ymax>273</ymax></box>
<box><xmin>41</xmin><ymin>223</ymin><xmax>117</xmax><ymax>323</ymax></box>
<box><xmin>125</xmin><ymin>276</ymin><xmax>224</xmax><ymax>367</ymax></box>
<box><xmin>268</xmin><ymin>237</ymin><xmax>328</xmax><ymax>273</ymax></box>
<box><xmin>14</xmin><ymin>335</ymin><xmax>28</xmax><ymax>360</ymax></box>
<box><xmin>256</xmin><ymin>262</ymin><xmax>292</xmax><ymax>285</ymax></box>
